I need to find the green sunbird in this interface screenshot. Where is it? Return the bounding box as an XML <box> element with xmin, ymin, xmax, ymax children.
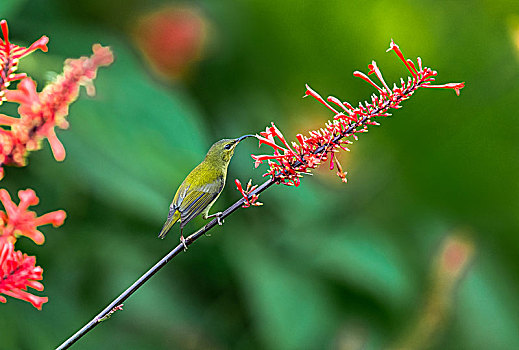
<box><xmin>159</xmin><ymin>135</ymin><xmax>254</xmax><ymax>247</ymax></box>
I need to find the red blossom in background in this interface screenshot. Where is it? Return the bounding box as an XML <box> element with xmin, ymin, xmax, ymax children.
<box><xmin>250</xmin><ymin>40</ymin><xmax>465</xmax><ymax>186</ymax></box>
<box><xmin>0</xmin><ymin>19</ymin><xmax>114</xmax><ymax>178</ymax></box>
<box><xmin>0</xmin><ymin>241</ymin><xmax>47</xmax><ymax>309</ymax></box>
<box><xmin>0</xmin><ymin>188</ymin><xmax>66</xmax><ymax>245</ymax></box>
<box><xmin>0</xmin><ymin>20</ymin><xmax>111</xmax><ymax>310</ymax></box>
<box><xmin>0</xmin><ymin>19</ymin><xmax>48</xmax><ymax>103</ymax></box>
<box><xmin>0</xmin><ymin>188</ymin><xmax>65</xmax><ymax>308</ymax></box>
<box><xmin>134</xmin><ymin>5</ymin><xmax>208</xmax><ymax>79</ymax></box>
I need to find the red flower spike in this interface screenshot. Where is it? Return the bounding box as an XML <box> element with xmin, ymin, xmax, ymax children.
<box><xmin>0</xmin><ymin>36</ymin><xmax>113</xmax><ymax>175</ymax></box>
<box><xmin>252</xmin><ymin>41</ymin><xmax>464</xmax><ymax>186</ymax></box>
<box><xmin>0</xmin><ymin>240</ymin><xmax>48</xmax><ymax>309</ymax></box>
<box><xmin>0</xmin><ymin>20</ymin><xmax>113</xmax><ymax>177</ymax></box>
<box><xmin>0</xmin><ymin>20</ymin><xmax>48</xmax><ymax>105</ymax></box>
<box><xmin>0</xmin><ymin>188</ymin><xmax>66</xmax><ymax>244</ymax></box>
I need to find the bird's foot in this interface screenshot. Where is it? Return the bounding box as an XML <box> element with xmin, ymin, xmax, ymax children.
<box><xmin>180</xmin><ymin>235</ymin><xmax>188</xmax><ymax>251</ymax></box>
<box><xmin>207</xmin><ymin>212</ymin><xmax>224</xmax><ymax>226</ymax></box>
<box><xmin>216</xmin><ymin>214</ymin><xmax>224</xmax><ymax>226</ymax></box>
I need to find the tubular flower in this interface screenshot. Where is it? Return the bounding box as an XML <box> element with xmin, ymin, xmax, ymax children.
<box><xmin>0</xmin><ymin>19</ymin><xmax>114</xmax><ymax>178</ymax></box>
<box><xmin>252</xmin><ymin>40</ymin><xmax>464</xmax><ymax>186</ymax></box>
<box><xmin>0</xmin><ymin>19</ymin><xmax>48</xmax><ymax>104</ymax></box>
<box><xmin>0</xmin><ymin>188</ymin><xmax>66</xmax><ymax>245</ymax></box>
<box><xmin>0</xmin><ymin>188</ymin><xmax>65</xmax><ymax>309</ymax></box>
<box><xmin>0</xmin><ymin>240</ymin><xmax>48</xmax><ymax>309</ymax></box>
<box><xmin>235</xmin><ymin>179</ymin><xmax>263</xmax><ymax>208</ymax></box>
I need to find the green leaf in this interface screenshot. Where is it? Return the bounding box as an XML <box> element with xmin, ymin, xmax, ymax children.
<box><xmin>223</xmin><ymin>233</ymin><xmax>337</xmax><ymax>350</ymax></box>
<box><xmin>456</xmin><ymin>260</ymin><xmax>519</xmax><ymax>349</ymax></box>
<box><xmin>0</xmin><ymin>0</ymin><xmax>27</xmax><ymax>18</ymax></box>
<box><xmin>282</xmin><ymin>222</ymin><xmax>415</xmax><ymax>311</ymax></box>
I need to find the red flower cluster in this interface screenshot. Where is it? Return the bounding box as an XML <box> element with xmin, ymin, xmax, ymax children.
<box><xmin>134</xmin><ymin>5</ymin><xmax>208</xmax><ymax>78</ymax></box>
<box><xmin>0</xmin><ymin>19</ymin><xmax>114</xmax><ymax>178</ymax></box>
<box><xmin>0</xmin><ymin>189</ymin><xmax>66</xmax><ymax>308</ymax></box>
<box><xmin>252</xmin><ymin>40</ymin><xmax>465</xmax><ymax>186</ymax></box>
<box><xmin>0</xmin><ymin>189</ymin><xmax>66</xmax><ymax>244</ymax></box>
<box><xmin>235</xmin><ymin>179</ymin><xmax>263</xmax><ymax>208</ymax></box>
<box><xmin>0</xmin><ymin>241</ymin><xmax>47</xmax><ymax>309</ymax></box>
<box><xmin>0</xmin><ymin>20</ymin><xmax>109</xmax><ymax>310</ymax></box>
<box><xmin>0</xmin><ymin>20</ymin><xmax>49</xmax><ymax>102</ymax></box>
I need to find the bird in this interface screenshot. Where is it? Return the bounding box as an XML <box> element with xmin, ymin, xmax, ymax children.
<box><xmin>159</xmin><ymin>135</ymin><xmax>255</xmax><ymax>248</ymax></box>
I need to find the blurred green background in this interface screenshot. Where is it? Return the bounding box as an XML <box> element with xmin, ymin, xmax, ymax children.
<box><xmin>1</xmin><ymin>0</ymin><xmax>518</xmax><ymax>349</ymax></box>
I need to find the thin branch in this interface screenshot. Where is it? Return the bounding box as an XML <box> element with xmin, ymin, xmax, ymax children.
<box><xmin>55</xmin><ymin>178</ymin><xmax>275</xmax><ymax>350</ymax></box>
<box><xmin>55</xmin><ymin>41</ymin><xmax>464</xmax><ymax>348</ymax></box>
<box><xmin>54</xmin><ymin>81</ymin><xmax>417</xmax><ymax>349</ymax></box>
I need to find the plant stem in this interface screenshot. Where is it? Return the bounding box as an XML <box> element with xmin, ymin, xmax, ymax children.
<box><xmin>55</xmin><ymin>81</ymin><xmax>418</xmax><ymax>349</ymax></box>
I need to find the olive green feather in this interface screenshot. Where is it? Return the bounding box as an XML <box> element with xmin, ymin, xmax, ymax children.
<box><xmin>158</xmin><ymin>135</ymin><xmax>254</xmax><ymax>240</ymax></box>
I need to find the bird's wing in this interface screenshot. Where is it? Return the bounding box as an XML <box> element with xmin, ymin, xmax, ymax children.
<box><xmin>175</xmin><ymin>176</ymin><xmax>224</xmax><ymax>227</ymax></box>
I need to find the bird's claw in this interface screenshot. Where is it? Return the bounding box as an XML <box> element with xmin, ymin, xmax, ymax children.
<box><xmin>207</xmin><ymin>212</ymin><xmax>224</xmax><ymax>225</ymax></box>
<box><xmin>215</xmin><ymin>212</ymin><xmax>224</xmax><ymax>226</ymax></box>
<box><xmin>180</xmin><ymin>235</ymin><xmax>188</xmax><ymax>251</ymax></box>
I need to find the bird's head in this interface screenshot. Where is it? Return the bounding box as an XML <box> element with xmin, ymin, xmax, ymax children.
<box><xmin>205</xmin><ymin>134</ymin><xmax>255</xmax><ymax>165</ymax></box>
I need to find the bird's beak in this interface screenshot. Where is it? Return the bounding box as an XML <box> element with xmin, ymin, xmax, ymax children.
<box><xmin>235</xmin><ymin>134</ymin><xmax>255</xmax><ymax>143</ymax></box>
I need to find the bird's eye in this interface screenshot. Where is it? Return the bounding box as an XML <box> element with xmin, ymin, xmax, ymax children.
<box><xmin>224</xmin><ymin>143</ymin><xmax>232</xmax><ymax>150</ymax></box>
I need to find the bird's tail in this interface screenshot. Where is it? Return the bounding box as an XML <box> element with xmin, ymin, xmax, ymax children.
<box><xmin>158</xmin><ymin>210</ymin><xmax>181</xmax><ymax>239</ymax></box>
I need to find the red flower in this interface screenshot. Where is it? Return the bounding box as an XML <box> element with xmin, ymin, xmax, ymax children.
<box><xmin>0</xmin><ymin>188</ymin><xmax>65</xmax><ymax>309</ymax></box>
<box><xmin>235</xmin><ymin>179</ymin><xmax>263</xmax><ymax>208</ymax></box>
<box><xmin>134</xmin><ymin>5</ymin><xmax>208</xmax><ymax>78</ymax></box>
<box><xmin>0</xmin><ymin>19</ymin><xmax>48</xmax><ymax>104</ymax></box>
<box><xmin>0</xmin><ymin>20</ymin><xmax>105</xmax><ymax>311</ymax></box>
<box><xmin>0</xmin><ymin>240</ymin><xmax>48</xmax><ymax>309</ymax></box>
<box><xmin>0</xmin><ymin>189</ymin><xmax>66</xmax><ymax>244</ymax></box>
<box><xmin>0</xmin><ymin>19</ymin><xmax>114</xmax><ymax>178</ymax></box>
<box><xmin>251</xmin><ymin>41</ymin><xmax>464</xmax><ymax>186</ymax></box>
<box><xmin>4</xmin><ymin>44</ymin><xmax>114</xmax><ymax>164</ymax></box>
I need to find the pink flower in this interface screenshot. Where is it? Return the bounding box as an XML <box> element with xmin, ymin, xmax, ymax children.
<box><xmin>0</xmin><ymin>188</ymin><xmax>65</xmax><ymax>309</ymax></box>
<box><xmin>5</xmin><ymin>44</ymin><xmax>114</xmax><ymax>164</ymax></box>
<box><xmin>0</xmin><ymin>20</ymin><xmax>103</xmax><ymax>311</ymax></box>
<box><xmin>0</xmin><ymin>240</ymin><xmax>48</xmax><ymax>309</ymax></box>
<box><xmin>0</xmin><ymin>19</ymin><xmax>48</xmax><ymax>104</ymax></box>
<box><xmin>0</xmin><ymin>19</ymin><xmax>114</xmax><ymax>177</ymax></box>
<box><xmin>0</xmin><ymin>189</ymin><xmax>66</xmax><ymax>245</ymax></box>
